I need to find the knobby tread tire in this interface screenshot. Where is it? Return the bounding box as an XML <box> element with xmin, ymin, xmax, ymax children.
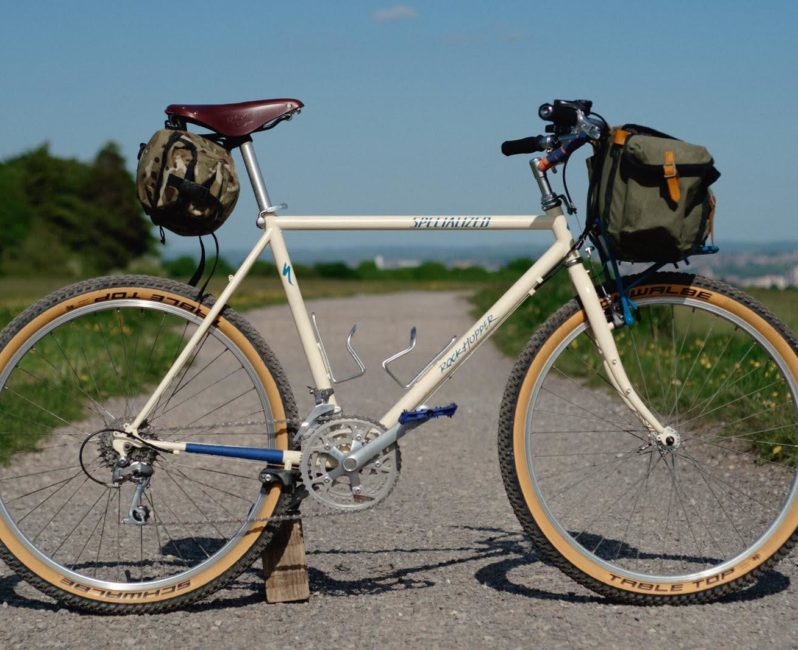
<box><xmin>498</xmin><ymin>272</ymin><xmax>798</xmax><ymax>604</ymax></box>
<box><xmin>0</xmin><ymin>275</ymin><xmax>299</xmax><ymax>614</ymax></box>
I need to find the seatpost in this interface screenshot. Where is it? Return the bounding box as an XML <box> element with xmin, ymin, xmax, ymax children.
<box><xmin>239</xmin><ymin>140</ymin><xmax>274</xmax><ymax>212</ymax></box>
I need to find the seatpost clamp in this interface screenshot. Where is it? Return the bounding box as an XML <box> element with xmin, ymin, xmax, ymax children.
<box><xmin>256</xmin><ymin>203</ymin><xmax>288</xmax><ymax>228</ymax></box>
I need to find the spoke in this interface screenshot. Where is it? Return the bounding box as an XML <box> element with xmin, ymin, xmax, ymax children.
<box><xmin>158</xmin><ymin>365</ymin><xmax>247</xmax><ymax>420</ymax></box>
<box><xmin>160</xmin><ymin>467</ymin><xmax>225</xmax><ymax>549</ymax></box>
<box><xmin>628</xmin><ymin>324</ymin><xmax>653</xmax><ymax>405</ymax></box>
<box><xmin>0</xmin><ymin>464</ymin><xmax>80</xmax><ymax>482</ymax></box>
<box><xmin>143</xmin><ymin>491</ymin><xmax>164</xmax><ymax>569</ymax></box>
<box><xmin>543</xmin><ymin>375</ymin><xmax>647</xmax><ymax>443</ymax></box>
<box><xmin>59</xmin><ymin>487</ymin><xmax>109</xmax><ymax>566</ymax></box>
<box><xmin>114</xmin><ymin>308</ymin><xmax>136</xmax><ymax>418</ymax></box>
<box><xmin>539</xmin><ymin>447</ymin><xmax>641</xmax><ymax>504</ymax></box>
<box><xmin>572</xmin><ymin>462</ymin><xmax>660</xmax><ymax>555</ymax></box>
<box><xmin>669</xmin><ymin>322</ymin><xmax>715</xmax><ymax>419</ymax></box>
<box><xmin>660</xmin><ymin>464</ymin><xmax>676</xmax><ymax>576</ymax></box>
<box><xmin>661</xmin><ymin>452</ymin><xmax>710</xmax><ymax>566</ymax></box>
<box><xmin>531</xmin><ymin>450</ymin><xmax>645</xmax><ymax>458</ymax></box>
<box><xmin>677</xmin><ymin>450</ymin><xmax>749</xmax><ymax>550</ymax></box>
<box><xmin>614</xmin><ymin>449</ymin><xmax>656</xmax><ymax>562</ymax></box>
<box><xmin>9</xmin><ymin>473</ymin><xmax>81</xmax><ymax>504</ymax></box>
<box><xmin>146</xmin><ymin>493</ymin><xmax>189</xmax><ymax>568</ymax></box>
<box><xmin>678</xmin><ymin>378</ymin><xmax>782</xmax><ymax>430</ymax></box>
<box><xmin>686</xmin><ymin>422</ymin><xmax>798</xmax><ymax>449</ymax></box>
<box><xmin>672</xmin><ymin>450</ymin><xmax>775</xmax><ymax>511</ymax></box>
<box><xmin>682</xmin><ymin>326</ymin><xmax>738</xmax><ymax>416</ymax></box>
<box><xmin>14</xmin><ymin>469</ymin><xmax>85</xmax><ymax>521</ymax></box>
<box><xmin>158</xmin><ymin>347</ymin><xmax>229</xmax><ymax>410</ymax></box>
<box><xmin>147</xmin><ymin>486</ymin><xmax>201</xmax><ymax>565</ymax></box>
<box><xmin>153</xmin><ymin>328</ymin><xmax>209</xmax><ymax>417</ymax></box>
<box><xmin>149</xmin><ymin>321</ymin><xmax>193</xmax><ymax>419</ymax></box>
<box><xmin>668</xmin><ymin>305</ymin><xmax>697</xmax><ymax>415</ymax></box>
<box><xmin>31</xmin><ymin>475</ymin><xmax>91</xmax><ymax>545</ymax></box>
<box><xmin>680</xmin><ymin>342</ymin><xmax>758</xmax><ymax>421</ymax></box>
<box><xmin>633</xmin><ymin>450</ymin><xmax>658</xmax><ymax>570</ymax></box>
<box><xmin>182</xmin><ymin>388</ymin><xmax>258</xmax><ymax>429</ymax></box>
<box><xmin>168</xmin><ymin>464</ymin><xmax>255</xmax><ymax>503</ymax></box>
<box><xmin>95</xmin><ymin>488</ymin><xmax>114</xmax><ymax>577</ymax></box>
<box><xmin>533</xmin><ymin>453</ymin><xmax>649</xmax><ymax>483</ymax></box>
<box><xmin>95</xmin><ymin>320</ymin><xmax>124</xmax><ymax>386</ymax></box>
<box><xmin>684</xmin><ymin>435</ymin><xmax>797</xmax><ymax>470</ymax></box>
<box><xmin>0</xmin><ymin>389</ymin><xmax>87</xmax><ymax>437</ymax></box>
<box><xmin>186</xmin><ymin>465</ymin><xmax>260</xmax><ymax>481</ymax></box>
<box><xmin>17</xmin><ymin>348</ymin><xmax>112</xmax><ymax>424</ymax></box>
<box><xmin>525</xmin><ymin>422</ymin><xmax>648</xmax><ymax>435</ymax></box>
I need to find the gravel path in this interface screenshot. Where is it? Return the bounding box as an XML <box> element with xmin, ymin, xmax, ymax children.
<box><xmin>1</xmin><ymin>291</ymin><xmax>797</xmax><ymax>649</ymax></box>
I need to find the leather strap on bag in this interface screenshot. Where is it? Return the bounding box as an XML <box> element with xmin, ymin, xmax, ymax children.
<box><xmin>613</xmin><ymin>128</ymin><xmax>630</xmax><ymax>146</ymax></box>
<box><xmin>663</xmin><ymin>150</ymin><xmax>681</xmax><ymax>203</ymax></box>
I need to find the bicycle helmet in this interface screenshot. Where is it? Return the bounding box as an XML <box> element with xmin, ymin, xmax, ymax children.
<box><xmin>136</xmin><ymin>129</ymin><xmax>239</xmax><ymax>236</ymax></box>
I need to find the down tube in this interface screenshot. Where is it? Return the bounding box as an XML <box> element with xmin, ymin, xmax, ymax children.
<box><xmin>379</xmin><ymin>241</ymin><xmax>570</xmax><ymax>427</ymax></box>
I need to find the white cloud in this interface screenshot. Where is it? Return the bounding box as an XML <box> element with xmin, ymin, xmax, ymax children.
<box><xmin>373</xmin><ymin>5</ymin><xmax>417</xmax><ymax>22</ymax></box>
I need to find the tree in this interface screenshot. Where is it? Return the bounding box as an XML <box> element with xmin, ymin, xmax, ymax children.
<box><xmin>0</xmin><ymin>142</ymin><xmax>154</xmax><ymax>275</ymax></box>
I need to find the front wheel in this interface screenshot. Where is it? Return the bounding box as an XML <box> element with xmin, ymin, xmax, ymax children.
<box><xmin>499</xmin><ymin>273</ymin><xmax>798</xmax><ymax>603</ymax></box>
<box><xmin>0</xmin><ymin>275</ymin><xmax>298</xmax><ymax>612</ymax></box>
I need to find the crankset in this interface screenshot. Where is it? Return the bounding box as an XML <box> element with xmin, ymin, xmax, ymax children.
<box><xmin>299</xmin><ymin>416</ymin><xmax>401</xmax><ymax>511</ymax></box>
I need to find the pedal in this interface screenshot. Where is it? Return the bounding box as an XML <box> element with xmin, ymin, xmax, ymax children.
<box><xmin>398</xmin><ymin>403</ymin><xmax>458</xmax><ymax>425</ymax></box>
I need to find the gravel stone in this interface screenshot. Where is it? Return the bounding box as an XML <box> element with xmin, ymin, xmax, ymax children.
<box><xmin>0</xmin><ymin>291</ymin><xmax>795</xmax><ymax>648</ymax></box>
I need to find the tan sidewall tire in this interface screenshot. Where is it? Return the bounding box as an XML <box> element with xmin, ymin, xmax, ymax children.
<box><xmin>0</xmin><ymin>278</ymin><xmax>294</xmax><ymax>610</ymax></box>
<box><xmin>504</xmin><ymin>274</ymin><xmax>798</xmax><ymax>601</ymax></box>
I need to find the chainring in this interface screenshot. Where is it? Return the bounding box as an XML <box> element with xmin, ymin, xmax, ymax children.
<box><xmin>300</xmin><ymin>416</ymin><xmax>401</xmax><ymax>511</ymax></box>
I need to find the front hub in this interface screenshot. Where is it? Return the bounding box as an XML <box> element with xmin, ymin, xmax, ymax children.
<box><xmin>656</xmin><ymin>425</ymin><xmax>681</xmax><ymax>450</ymax></box>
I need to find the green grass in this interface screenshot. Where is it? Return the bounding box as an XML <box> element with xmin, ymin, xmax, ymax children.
<box><xmin>0</xmin><ymin>274</ymin><xmax>484</xmax><ymax>464</ymax></box>
<box><xmin>0</xmin><ymin>308</ymin><xmax>186</xmax><ymax>464</ymax></box>
<box><xmin>2</xmin><ymin>271</ymin><xmax>797</xmax><ymax>465</ymax></box>
<box><xmin>470</xmin><ymin>274</ymin><xmax>798</xmax><ymax>464</ymax></box>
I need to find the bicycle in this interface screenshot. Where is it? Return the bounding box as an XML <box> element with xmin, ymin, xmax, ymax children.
<box><xmin>0</xmin><ymin>97</ymin><xmax>796</xmax><ymax>613</ymax></box>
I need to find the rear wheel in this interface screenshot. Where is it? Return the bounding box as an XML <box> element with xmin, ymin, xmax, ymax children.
<box><xmin>0</xmin><ymin>275</ymin><xmax>297</xmax><ymax>612</ymax></box>
<box><xmin>500</xmin><ymin>273</ymin><xmax>798</xmax><ymax>603</ymax></box>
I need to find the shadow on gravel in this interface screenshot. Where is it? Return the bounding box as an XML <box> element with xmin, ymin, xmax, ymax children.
<box><xmin>0</xmin><ymin>567</ymin><xmax>269</xmax><ymax>614</ymax></box>
<box><xmin>0</xmin><ymin>525</ymin><xmax>790</xmax><ymax>612</ymax></box>
<box><xmin>306</xmin><ymin>525</ymin><xmax>792</xmax><ymax>606</ymax></box>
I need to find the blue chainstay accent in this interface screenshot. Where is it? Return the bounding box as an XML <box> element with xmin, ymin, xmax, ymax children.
<box><xmin>184</xmin><ymin>443</ymin><xmax>284</xmax><ymax>463</ymax></box>
<box><xmin>399</xmin><ymin>403</ymin><xmax>458</xmax><ymax>425</ymax></box>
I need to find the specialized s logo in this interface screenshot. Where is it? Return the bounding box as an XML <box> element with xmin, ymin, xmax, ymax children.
<box><xmin>282</xmin><ymin>263</ymin><xmax>293</xmax><ymax>285</ymax></box>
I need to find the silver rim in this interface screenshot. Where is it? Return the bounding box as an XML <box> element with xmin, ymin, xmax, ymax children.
<box><xmin>524</xmin><ymin>294</ymin><xmax>798</xmax><ymax>584</ymax></box>
<box><xmin>0</xmin><ymin>297</ymin><xmax>278</xmax><ymax>593</ymax></box>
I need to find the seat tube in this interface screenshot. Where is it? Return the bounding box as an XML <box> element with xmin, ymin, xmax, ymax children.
<box><xmin>238</xmin><ymin>141</ymin><xmax>335</xmax><ymax>399</ymax></box>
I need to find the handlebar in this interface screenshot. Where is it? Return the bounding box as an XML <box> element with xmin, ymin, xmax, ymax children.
<box><xmin>500</xmin><ymin>98</ymin><xmax>606</xmax><ymax>171</ymax></box>
<box><xmin>501</xmin><ymin>135</ymin><xmax>550</xmax><ymax>157</ymax></box>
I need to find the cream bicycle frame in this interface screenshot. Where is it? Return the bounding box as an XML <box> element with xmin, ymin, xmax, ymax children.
<box><xmin>125</xmin><ymin>140</ymin><xmax>670</xmax><ymax>464</ymax></box>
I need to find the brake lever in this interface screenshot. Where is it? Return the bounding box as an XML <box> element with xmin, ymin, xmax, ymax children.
<box><xmin>576</xmin><ymin>111</ymin><xmax>603</xmax><ymax>140</ymax></box>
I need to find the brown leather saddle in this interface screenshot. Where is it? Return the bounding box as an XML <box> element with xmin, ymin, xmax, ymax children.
<box><xmin>165</xmin><ymin>98</ymin><xmax>303</xmax><ymax>137</ymax></box>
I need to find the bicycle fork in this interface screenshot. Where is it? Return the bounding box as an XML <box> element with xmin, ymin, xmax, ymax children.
<box><xmin>566</xmin><ymin>254</ymin><xmax>678</xmax><ymax>447</ymax></box>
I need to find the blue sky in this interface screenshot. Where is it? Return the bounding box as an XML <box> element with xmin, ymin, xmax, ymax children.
<box><xmin>1</xmin><ymin>1</ymin><xmax>796</xmax><ymax>258</ymax></box>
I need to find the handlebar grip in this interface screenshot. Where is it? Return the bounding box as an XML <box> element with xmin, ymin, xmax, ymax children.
<box><xmin>501</xmin><ymin>135</ymin><xmax>547</xmax><ymax>156</ymax></box>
